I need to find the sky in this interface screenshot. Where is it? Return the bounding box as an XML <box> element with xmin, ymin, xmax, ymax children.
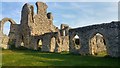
<box><xmin>0</xmin><ymin>2</ymin><xmax>118</xmax><ymax>35</ymax></box>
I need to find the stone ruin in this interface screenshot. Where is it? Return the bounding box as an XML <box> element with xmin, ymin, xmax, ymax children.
<box><xmin>0</xmin><ymin>2</ymin><xmax>120</xmax><ymax>57</ymax></box>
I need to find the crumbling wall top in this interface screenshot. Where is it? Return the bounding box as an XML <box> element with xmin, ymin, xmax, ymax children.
<box><xmin>61</xmin><ymin>24</ymin><xmax>69</xmax><ymax>29</ymax></box>
<box><xmin>36</xmin><ymin>2</ymin><xmax>48</xmax><ymax>14</ymax></box>
<box><xmin>69</xmin><ymin>21</ymin><xmax>120</xmax><ymax>32</ymax></box>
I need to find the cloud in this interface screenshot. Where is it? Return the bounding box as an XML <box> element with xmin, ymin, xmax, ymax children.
<box><xmin>46</xmin><ymin>2</ymin><xmax>64</xmax><ymax>10</ymax></box>
<box><xmin>48</xmin><ymin>2</ymin><xmax>117</xmax><ymax>19</ymax></box>
<box><xmin>61</xmin><ymin>14</ymin><xmax>76</xmax><ymax>19</ymax></box>
<box><xmin>52</xmin><ymin>2</ymin><xmax>63</xmax><ymax>8</ymax></box>
<box><xmin>48</xmin><ymin>2</ymin><xmax>118</xmax><ymax>28</ymax></box>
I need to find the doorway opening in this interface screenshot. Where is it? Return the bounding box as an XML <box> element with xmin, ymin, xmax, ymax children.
<box><xmin>89</xmin><ymin>33</ymin><xmax>107</xmax><ymax>57</ymax></box>
<box><xmin>37</xmin><ymin>39</ymin><xmax>43</xmax><ymax>50</ymax></box>
<box><xmin>50</xmin><ymin>37</ymin><xmax>56</xmax><ymax>52</ymax></box>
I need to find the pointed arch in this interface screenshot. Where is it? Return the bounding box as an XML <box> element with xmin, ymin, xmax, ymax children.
<box><xmin>37</xmin><ymin>38</ymin><xmax>43</xmax><ymax>50</ymax></box>
<box><xmin>72</xmin><ymin>34</ymin><xmax>81</xmax><ymax>50</ymax></box>
<box><xmin>89</xmin><ymin>32</ymin><xmax>107</xmax><ymax>56</ymax></box>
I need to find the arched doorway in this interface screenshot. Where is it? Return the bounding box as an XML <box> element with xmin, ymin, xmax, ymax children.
<box><xmin>0</xmin><ymin>18</ymin><xmax>16</xmax><ymax>49</ymax></box>
<box><xmin>37</xmin><ymin>39</ymin><xmax>43</xmax><ymax>50</ymax></box>
<box><xmin>72</xmin><ymin>34</ymin><xmax>80</xmax><ymax>50</ymax></box>
<box><xmin>2</xmin><ymin>21</ymin><xmax>15</xmax><ymax>49</ymax></box>
<box><xmin>89</xmin><ymin>33</ymin><xmax>107</xmax><ymax>56</ymax></box>
<box><xmin>1</xmin><ymin>22</ymin><xmax>10</xmax><ymax>49</ymax></box>
<box><xmin>50</xmin><ymin>37</ymin><xmax>56</xmax><ymax>52</ymax></box>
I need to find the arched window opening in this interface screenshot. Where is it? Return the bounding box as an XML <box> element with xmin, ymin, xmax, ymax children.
<box><xmin>37</xmin><ymin>39</ymin><xmax>43</xmax><ymax>50</ymax></box>
<box><xmin>89</xmin><ymin>33</ymin><xmax>107</xmax><ymax>57</ymax></box>
<box><xmin>3</xmin><ymin>22</ymin><xmax>11</xmax><ymax>36</ymax></box>
<box><xmin>21</xmin><ymin>35</ymin><xmax>24</xmax><ymax>46</ymax></box>
<box><xmin>73</xmin><ymin>34</ymin><xmax>80</xmax><ymax>50</ymax></box>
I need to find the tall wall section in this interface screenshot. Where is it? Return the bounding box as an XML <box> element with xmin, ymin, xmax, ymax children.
<box><xmin>19</xmin><ymin>2</ymin><xmax>58</xmax><ymax>50</ymax></box>
<box><xmin>30</xmin><ymin>2</ymin><xmax>57</xmax><ymax>36</ymax></box>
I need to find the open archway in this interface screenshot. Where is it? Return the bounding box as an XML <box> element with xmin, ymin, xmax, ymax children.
<box><xmin>0</xmin><ymin>18</ymin><xmax>16</xmax><ymax>34</ymax></box>
<box><xmin>50</xmin><ymin>37</ymin><xmax>56</xmax><ymax>52</ymax></box>
<box><xmin>37</xmin><ymin>39</ymin><xmax>43</xmax><ymax>50</ymax></box>
<box><xmin>0</xmin><ymin>18</ymin><xmax>16</xmax><ymax>49</ymax></box>
<box><xmin>72</xmin><ymin>34</ymin><xmax>81</xmax><ymax>50</ymax></box>
<box><xmin>89</xmin><ymin>33</ymin><xmax>107</xmax><ymax>56</ymax></box>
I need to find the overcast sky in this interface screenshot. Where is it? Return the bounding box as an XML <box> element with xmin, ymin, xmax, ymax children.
<box><xmin>0</xmin><ymin>2</ymin><xmax>118</xmax><ymax>35</ymax></box>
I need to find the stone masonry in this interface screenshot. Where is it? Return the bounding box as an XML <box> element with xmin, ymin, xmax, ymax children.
<box><xmin>0</xmin><ymin>2</ymin><xmax>69</xmax><ymax>53</ymax></box>
<box><xmin>69</xmin><ymin>22</ymin><xmax>120</xmax><ymax>57</ymax></box>
<box><xmin>0</xmin><ymin>2</ymin><xmax>120</xmax><ymax>57</ymax></box>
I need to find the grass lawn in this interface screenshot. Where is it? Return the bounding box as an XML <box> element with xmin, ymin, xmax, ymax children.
<box><xmin>1</xmin><ymin>49</ymin><xmax>120</xmax><ymax>66</ymax></box>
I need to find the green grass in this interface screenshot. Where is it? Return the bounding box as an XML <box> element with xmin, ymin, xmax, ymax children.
<box><xmin>1</xmin><ymin>49</ymin><xmax>120</xmax><ymax>66</ymax></box>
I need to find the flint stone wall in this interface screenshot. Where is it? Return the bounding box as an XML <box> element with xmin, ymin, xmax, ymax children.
<box><xmin>69</xmin><ymin>21</ymin><xmax>120</xmax><ymax>57</ymax></box>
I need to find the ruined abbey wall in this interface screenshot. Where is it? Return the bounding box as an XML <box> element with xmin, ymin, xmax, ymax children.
<box><xmin>0</xmin><ymin>18</ymin><xmax>17</xmax><ymax>49</ymax></box>
<box><xmin>69</xmin><ymin>21</ymin><xmax>120</xmax><ymax>57</ymax></box>
<box><xmin>0</xmin><ymin>2</ymin><xmax>119</xmax><ymax>57</ymax></box>
<box><xmin>14</xmin><ymin>2</ymin><xmax>69</xmax><ymax>52</ymax></box>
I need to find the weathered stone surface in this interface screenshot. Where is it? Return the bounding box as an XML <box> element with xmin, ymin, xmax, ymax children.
<box><xmin>89</xmin><ymin>33</ymin><xmax>107</xmax><ymax>55</ymax></box>
<box><xmin>0</xmin><ymin>35</ymin><xmax>9</xmax><ymax>49</ymax></box>
<box><xmin>0</xmin><ymin>2</ymin><xmax>120</xmax><ymax>57</ymax></box>
<box><xmin>0</xmin><ymin>18</ymin><xmax>17</xmax><ymax>49</ymax></box>
<box><xmin>69</xmin><ymin>21</ymin><xmax>120</xmax><ymax>57</ymax></box>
